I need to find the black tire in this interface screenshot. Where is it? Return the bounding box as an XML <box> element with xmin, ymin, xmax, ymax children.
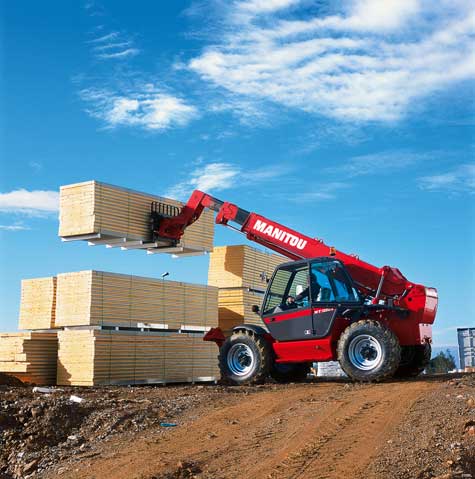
<box><xmin>218</xmin><ymin>330</ymin><xmax>272</xmax><ymax>385</ymax></box>
<box><xmin>337</xmin><ymin>320</ymin><xmax>401</xmax><ymax>382</ymax></box>
<box><xmin>270</xmin><ymin>362</ymin><xmax>311</xmax><ymax>383</ymax></box>
<box><xmin>393</xmin><ymin>343</ymin><xmax>431</xmax><ymax>378</ymax></box>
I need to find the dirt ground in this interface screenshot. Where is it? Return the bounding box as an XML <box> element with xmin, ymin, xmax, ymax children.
<box><xmin>1</xmin><ymin>373</ymin><xmax>474</xmax><ymax>479</ymax></box>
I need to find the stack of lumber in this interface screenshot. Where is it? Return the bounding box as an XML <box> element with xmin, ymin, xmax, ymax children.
<box><xmin>0</xmin><ymin>332</ymin><xmax>58</xmax><ymax>384</ymax></box>
<box><xmin>55</xmin><ymin>271</ymin><xmax>218</xmax><ymax>329</ymax></box>
<box><xmin>208</xmin><ymin>245</ymin><xmax>284</xmax><ymax>334</ymax></box>
<box><xmin>57</xmin><ymin>329</ymin><xmax>219</xmax><ymax>386</ymax></box>
<box><xmin>18</xmin><ymin>277</ymin><xmax>57</xmax><ymax>330</ymax></box>
<box><xmin>58</xmin><ymin>181</ymin><xmax>214</xmax><ymax>255</ymax></box>
<box><xmin>208</xmin><ymin>245</ymin><xmax>284</xmax><ymax>291</ymax></box>
<box><xmin>217</xmin><ymin>289</ymin><xmax>264</xmax><ymax>333</ymax></box>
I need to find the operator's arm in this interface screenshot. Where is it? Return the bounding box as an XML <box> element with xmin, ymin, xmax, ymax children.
<box><xmin>295</xmin><ymin>287</ymin><xmax>309</xmax><ymax>302</ymax></box>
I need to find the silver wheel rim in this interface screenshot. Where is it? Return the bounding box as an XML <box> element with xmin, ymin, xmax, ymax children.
<box><xmin>348</xmin><ymin>334</ymin><xmax>383</xmax><ymax>371</ymax></box>
<box><xmin>227</xmin><ymin>343</ymin><xmax>255</xmax><ymax>376</ymax></box>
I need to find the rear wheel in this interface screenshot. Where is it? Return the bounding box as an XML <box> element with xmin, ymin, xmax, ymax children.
<box><xmin>270</xmin><ymin>362</ymin><xmax>311</xmax><ymax>383</ymax></box>
<box><xmin>394</xmin><ymin>344</ymin><xmax>431</xmax><ymax>378</ymax></box>
<box><xmin>218</xmin><ymin>330</ymin><xmax>272</xmax><ymax>385</ymax></box>
<box><xmin>337</xmin><ymin>320</ymin><xmax>401</xmax><ymax>382</ymax></box>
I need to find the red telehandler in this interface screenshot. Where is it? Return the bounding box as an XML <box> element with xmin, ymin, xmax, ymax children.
<box><xmin>150</xmin><ymin>190</ymin><xmax>438</xmax><ymax>383</ymax></box>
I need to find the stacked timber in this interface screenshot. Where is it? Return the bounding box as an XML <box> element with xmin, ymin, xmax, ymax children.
<box><xmin>58</xmin><ymin>181</ymin><xmax>214</xmax><ymax>255</ymax></box>
<box><xmin>18</xmin><ymin>277</ymin><xmax>57</xmax><ymax>330</ymax></box>
<box><xmin>55</xmin><ymin>271</ymin><xmax>218</xmax><ymax>329</ymax></box>
<box><xmin>208</xmin><ymin>245</ymin><xmax>284</xmax><ymax>291</ymax></box>
<box><xmin>217</xmin><ymin>289</ymin><xmax>264</xmax><ymax>333</ymax></box>
<box><xmin>57</xmin><ymin>329</ymin><xmax>219</xmax><ymax>386</ymax></box>
<box><xmin>0</xmin><ymin>332</ymin><xmax>58</xmax><ymax>385</ymax></box>
<box><xmin>208</xmin><ymin>245</ymin><xmax>284</xmax><ymax>334</ymax></box>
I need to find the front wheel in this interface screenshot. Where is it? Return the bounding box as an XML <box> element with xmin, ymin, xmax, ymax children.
<box><xmin>337</xmin><ymin>320</ymin><xmax>401</xmax><ymax>382</ymax></box>
<box><xmin>218</xmin><ymin>330</ymin><xmax>272</xmax><ymax>385</ymax></box>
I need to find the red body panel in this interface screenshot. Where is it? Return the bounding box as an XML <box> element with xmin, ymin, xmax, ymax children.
<box><xmin>157</xmin><ymin>190</ymin><xmax>438</xmax><ymax>358</ymax></box>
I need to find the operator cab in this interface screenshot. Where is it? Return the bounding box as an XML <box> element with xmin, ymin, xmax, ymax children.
<box><xmin>258</xmin><ymin>258</ymin><xmax>361</xmax><ymax>342</ymax></box>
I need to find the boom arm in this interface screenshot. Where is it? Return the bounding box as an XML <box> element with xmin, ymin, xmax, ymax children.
<box><xmin>152</xmin><ymin>190</ymin><xmax>415</xmax><ymax>300</ymax></box>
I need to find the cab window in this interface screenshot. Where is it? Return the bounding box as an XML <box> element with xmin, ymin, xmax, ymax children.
<box><xmin>310</xmin><ymin>261</ymin><xmax>359</xmax><ymax>303</ymax></box>
<box><xmin>262</xmin><ymin>264</ymin><xmax>309</xmax><ymax>314</ymax></box>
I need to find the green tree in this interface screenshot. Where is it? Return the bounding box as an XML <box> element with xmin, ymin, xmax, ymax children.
<box><xmin>426</xmin><ymin>350</ymin><xmax>456</xmax><ymax>374</ymax></box>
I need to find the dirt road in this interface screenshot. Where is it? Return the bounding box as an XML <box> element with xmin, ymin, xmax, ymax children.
<box><xmin>2</xmin><ymin>375</ymin><xmax>474</xmax><ymax>479</ymax></box>
<box><xmin>34</xmin><ymin>375</ymin><xmax>472</xmax><ymax>479</ymax></box>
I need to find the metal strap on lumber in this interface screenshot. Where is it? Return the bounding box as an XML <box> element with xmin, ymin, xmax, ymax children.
<box><xmin>180</xmin><ymin>325</ymin><xmax>211</xmax><ymax>332</ymax></box>
<box><xmin>61</xmin><ymin>324</ymin><xmax>210</xmax><ymax>334</ymax></box>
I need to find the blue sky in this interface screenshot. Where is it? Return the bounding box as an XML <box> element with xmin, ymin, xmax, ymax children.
<box><xmin>0</xmin><ymin>0</ymin><xmax>474</xmax><ymax>347</ymax></box>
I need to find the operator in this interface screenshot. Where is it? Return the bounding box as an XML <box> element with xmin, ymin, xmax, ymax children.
<box><xmin>285</xmin><ymin>272</ymin><xmax>321</xmax><ymax>308</ymax></box>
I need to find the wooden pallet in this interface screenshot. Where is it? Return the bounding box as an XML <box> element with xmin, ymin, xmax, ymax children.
<box><xmin>18</xmin><ymin>277</ymin><xmax>57</xmax><ymax>330</ymax></box>
<box><xmin>208</xmin><ymin>245</ymin><xmax>284</xmax><ymax>291</ymax></box>
<box><xmin>0</xmin><ymin>332</ymin><xmax>58</xmax><ymax>385</ymax></box>
<box><xmin>55</xmin><ymin>270</ymin><xmax>218</xmax><ymax>329</ymax></box>
<box><xmin>59</xmin><ymin>181</ymin><xmax>215</xmax><ymax>256</ymax></box>
<box><xmin>57</xmin><ymin>329</ymin><xmax>219</xmax><ymax>386</ymax></box>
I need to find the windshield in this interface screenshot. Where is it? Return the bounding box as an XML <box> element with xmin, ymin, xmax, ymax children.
<box><xmin>310</xmin><ymin>260</ymin><xmax>359</xmax><ymax>303</ymax></box>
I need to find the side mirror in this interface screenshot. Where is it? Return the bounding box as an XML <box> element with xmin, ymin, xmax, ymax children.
<box><xmin>251</xmin><ymin>305</ymin><xmax>260</xmax><ymax>314</ymax></box>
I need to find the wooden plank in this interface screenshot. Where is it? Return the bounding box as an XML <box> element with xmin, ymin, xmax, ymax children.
<box><xmin>58</xmin><ymin>181</ymin><xmax>215</xmax><ymax>255</ymax></box>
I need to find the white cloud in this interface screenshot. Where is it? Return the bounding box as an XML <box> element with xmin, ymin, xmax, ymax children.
<box><xmin>292</xmin><ymin>182</ymin><xmax>350</xmax><ymax>202</ymax></box>
<box><xmin>0</xmin><ymin>224</ymin><xmax>31</xmax><ymax>231</ymax></box>
<box><xmin>236</xmin><ymin>0</ymin><xmax>300</xmax><ymax>15</ymax></box>
<box><xmin>88</xmin><ymin>30</ymin><xmax>140</xmax><ymax>60</ymax></box>
<box><xmin>96</xmin><ymin>48</ymin><xmax>140</xmax><ymax>59</ymax></box>
<box><xmin>28</xmin><ymin>161</ymin><xmax>42</xmax><ymax>172</ymax></box>
<box><xmin>93</xmin><ymin>41</ymin><xmax>132</xmax><ymax>52</ymax></box>
<box><xmin>328</xmin><ymin>151</ymin><xmax>428</xmax><ymax>177</ymax></box>
<box><xmin>81</xmin><ymin>88</ymin><xmax>198</xmax><ymax>131</ymax></box>
<box><xmin>418</xmin><ymin>164</ymin><xmax>475</xmax><ymax>193</ymax></box>
<box><xmin>88</xmin><ymin>32</ymin><xmax>119</xmax><ymax>43</ymax></box>
<box><xmin>166</xmin><ymin>163</ymin><xmax>240</xmax><ymax>199</ymax></box>
<box><xmin>0</xmin><ymin>189</ymin><xmax>59</xmax><ymax>215</ymax></box>
<box><xmin>189</xmin><ymin>0</ymin><xmax>475</xmax><ymax>122</ymax></box>
<box><xmin>166</xmin><ymin>161</ymin><xmax>290</xmax><ymax>199</ymax></box>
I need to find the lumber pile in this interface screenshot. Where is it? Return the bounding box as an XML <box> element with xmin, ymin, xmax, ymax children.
<box><xmin>55</xmin><ymin>271</ymin><xmax>218</xmax><ymax>329</ymax></box>
<box><xmin>208</xmin><ymin>245</ymin><xmax>284</xmax><ymax>334</ymax></box>
<box><xmin>208</xmin><ymin>245</ymin><xmax>284</xmax><ymax>291</ymax></box>
<box><xmin>217</xmin><ymin>289</ymin><xmax>265</xmax><ymax>334</ymax></box>
<box><xmin>57</xmin><ymin>329</ymin><xmax>219</xmax><ymax>386</ymax></box>
<box><xmin>2</xmin><ymin>269</ymin><xmax>220</xmax><ymax>386</ymax></box>
<box><xmin>0</xmin><ymin>332</ymin><xmax>58</xmax><ymax>385</ymax></box>
<box><xmin>18</xmin><ymin>277</ymin><xmax>57</xmax><ymax>330</ymax></box>
<box><xmin>58</xmin><ymin>180</ymin><xmax>215</xmax><ymax>255</ymax></box>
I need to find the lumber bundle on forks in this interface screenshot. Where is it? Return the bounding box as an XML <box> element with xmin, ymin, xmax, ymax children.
<box><xmin>58</xmin><ymin>180</ymin><xmax>215</xmax><ymax>256</ymax></box>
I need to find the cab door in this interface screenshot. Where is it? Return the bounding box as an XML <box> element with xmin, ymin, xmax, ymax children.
<box><xmin>261</xmin><ymin>262</ymin><xmax>315</xmax><ymax>341</ymax></box>
<box><xmin>310</xmin><ymin>259</ymin><xmax>361</xmax><ymax>337</ymax></box>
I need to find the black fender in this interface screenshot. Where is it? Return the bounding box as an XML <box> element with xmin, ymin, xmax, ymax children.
<box><xmin>232</xmin><ymin>324</ymin><xmax>268</xmax><ymax>337</ymax></box>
